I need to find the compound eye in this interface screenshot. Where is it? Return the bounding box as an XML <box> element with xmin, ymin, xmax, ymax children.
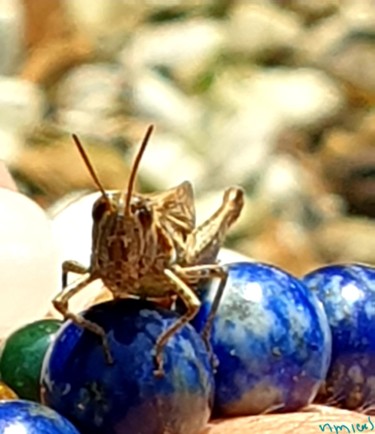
<box><xmin>137</xmin><ymin>206</ymin><xmax>152</xmax><ymax>228</ymax></box>
<box><xmin>92</xmin><ymin>198</ymin><xmax>110</xmax><ymax>222</ymax></box>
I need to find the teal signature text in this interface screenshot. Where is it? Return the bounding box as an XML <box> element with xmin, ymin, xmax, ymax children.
<box><xmin>319</xmin><ymin>416</ymin><xmax>375</xmax><ymax>433</ymax></box>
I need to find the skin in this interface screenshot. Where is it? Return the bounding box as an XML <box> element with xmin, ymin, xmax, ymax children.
<box><xmin>205</xmin><ymin>405</ymin><xmax>370</xmax><ymax>434</ymax></box>
<box><xmin>0</xmin><ymin>163</ymin><xmax>365</xmax><ymax>432</ymax></box>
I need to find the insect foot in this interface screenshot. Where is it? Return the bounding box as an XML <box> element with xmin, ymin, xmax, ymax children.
<box><xmin>53</xmin><ymin>282</ymin><xmax>114</xmax><ymax>365</ymax></box>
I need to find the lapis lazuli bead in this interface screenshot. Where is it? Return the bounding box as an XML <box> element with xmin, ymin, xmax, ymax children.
<box><xmin>0</xmin><ymin>399</ymin><xmax>80</xmax><ymax>433</ymax></box>
<box><xmin>303</xmin><ymin>263</ymin><xmax>375</xmax><ymax>410</ymax></box>
<box><xmin>193</xmin><ymin>261</ymin><xmax>332</xmax><ymax>416</ymax></box>
<box><xmin>41</xmin><ymin>299</ymin><xmax>214</xmax><ymax>434</ymax></box>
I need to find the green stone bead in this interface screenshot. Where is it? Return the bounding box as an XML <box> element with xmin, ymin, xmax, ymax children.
<box><xmin>0</xmin><ymin>319</ymin><xmax>61</xmax><ymax>402</ymax></box>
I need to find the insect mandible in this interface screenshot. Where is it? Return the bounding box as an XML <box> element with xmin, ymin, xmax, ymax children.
<box><xmin>53</xmin><ymin>125</ymin><xmax>244</xmax><ymax>376</ymax></box>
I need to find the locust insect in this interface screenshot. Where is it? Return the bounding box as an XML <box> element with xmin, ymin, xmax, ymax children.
<box><xmin>53</xmin><ymin>125</ymin><xmax>244</xmax><ymax>376</ymax></box>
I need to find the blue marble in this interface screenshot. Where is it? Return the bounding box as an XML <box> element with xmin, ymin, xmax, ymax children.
<box><xmin>41</xmin><ymin>299</ymin><xmax>214</xmax><ymax>434</ymax></box>
<box><xmin>0</xmin><ymin>399</ymin><xmax>80</xmax><ymax>433</ymax></box>
<box><xmin>303</xmin><ymin>263</ymin><xmax>375</xmax><ymax>411</ymax></box>
<box><xmin>193</xmin><ymin>262</ymin><xmax>332</xmax><ymax>416</ymax></box>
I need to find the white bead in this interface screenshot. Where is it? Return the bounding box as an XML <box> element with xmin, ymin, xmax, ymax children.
<box><xmin>0</xmin><ymin>189</ymin><xmax>59</xmax><ymax>337</ymax></box>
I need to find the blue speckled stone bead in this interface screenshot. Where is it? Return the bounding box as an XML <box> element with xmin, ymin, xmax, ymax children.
<box><xmin>303</xmin><ymin>263</ymin><xmax>375</xmax><ymax>411</ymax></box>
<box><xmin>41</xmin><ymin>299</ymin><xmax>214</xmax><ymax>434</ymax></box>
<box><xmin>193</xmin><ymin>262</ymin><xmax>332</xmax><ymax>416</ymax></box>
<box><xmin>0</xmin><ymin>399</ymin><xmax>80</xmax><ymax>433</ymax></box>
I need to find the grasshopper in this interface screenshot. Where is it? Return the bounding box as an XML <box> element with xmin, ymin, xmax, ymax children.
<box><xmin>53</xmin><ymin>125</ymin><xmax>244</xmax><ymax>376</ymax></box>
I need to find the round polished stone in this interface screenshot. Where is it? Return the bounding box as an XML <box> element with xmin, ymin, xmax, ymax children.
<box><xmin>0</xmin><ymin>189</ymin><xmax>60</xmax><ymax>338</ymax></box>
<box><xmin>0</xmin><ymin>319</ymin><xmax>61</xmax><ymax>401</ymax></box>
<box><xmin>303</xmin><ymin>264</ymin><xmax>375</xmax><ymax>411</ymax></box>
<box><xmin>193</xmin><ymin>262</ymin><xmax>332</xmax><ymax>416</ymax></box>
<box><xmin>0</xmin><ymin>380</ymin><xmax>18</xmax><ymax>399</ymax></box>
<box><xmin>41</xmin><ymin>299</ymin><xmax>214</xmax><ymax>434</ymax></box>
<box><xmin>0</xmin><ymin>399</ymin><xmax>80</xmax><ymax>433</ymax></box>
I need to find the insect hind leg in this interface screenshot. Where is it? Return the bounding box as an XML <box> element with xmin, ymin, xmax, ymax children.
<box><xmin>183</xmin><ymin>187</ymin><xmax>244</xmax><ymax>265</ymax></box>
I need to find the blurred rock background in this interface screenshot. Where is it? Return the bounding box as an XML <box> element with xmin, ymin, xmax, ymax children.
<box><xmin>2</xmin><ymin>0</ymin><xmax>374</xmax><ymax>276</ymax></box>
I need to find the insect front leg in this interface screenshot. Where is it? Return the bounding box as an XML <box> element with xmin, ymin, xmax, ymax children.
<box><xmin>153</xmin><ymin>268</ymin><xmax>201</xmax><ymax>377</ymax></box>
<box><xmin>62</xmin><ymin>260</ymin><xmax>88</xmax><ymax>288</ymax></box>
<box><xmin>53</xmin><ymin>273</ymin><xmax>114</xmax><ymax>364</ymax></box>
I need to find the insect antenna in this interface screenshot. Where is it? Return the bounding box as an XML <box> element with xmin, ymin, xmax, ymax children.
<box><xmin>72</xmin><ymin>134</ymin><xmax>112</xmax><ymax>208</ymax></box>
<box><xmin>123</xmin><ymin>124</ymin><xmax>154</xmax><ymax>215</ymax></box>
